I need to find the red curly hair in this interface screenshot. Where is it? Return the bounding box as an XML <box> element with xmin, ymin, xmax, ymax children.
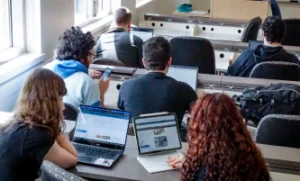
<box><xmin>182</xmin><ymin>93</ymin><xmax>270</xmax><ymax>181</ymax></box>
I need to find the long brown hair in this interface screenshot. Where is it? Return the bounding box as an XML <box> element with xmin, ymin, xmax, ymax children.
<box><xmin>12</xmin><ymin>68</ymin><xmax>67</xmax><ymax>138</ymax></box>
<box><xmin>182</xmin><ymin>93</ymin><xmax>270</xmax><ymax>181</ymax></box>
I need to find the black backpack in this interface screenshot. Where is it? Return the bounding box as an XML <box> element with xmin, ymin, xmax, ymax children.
<box><xmin>234</xmin><ymin>83</ymin><xmax>300</xmax><ymax>126</ymax></box>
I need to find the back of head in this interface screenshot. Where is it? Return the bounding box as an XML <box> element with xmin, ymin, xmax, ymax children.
<box><xmin>55</xmin><ymin>26</ymin><xmax>95</xmax><ymax>67</ymax></box>
<box><xmin>114</xmin><ymin>7</ymin><xmax>132</xmax><ymax>27</ymax></box>
<box><xmin>14</xmin><ymin>68</ymin><xmax>67</xmax><ymax>137</ymax></box>
<box><xmin>262</xmin><ymin>16</ymin><xmax>285</xmax><ymax>44</ymax></box>
<box><xmin>182</xmin><ymin>93</ymin><xmax>270</xmax><ymax>181</ymax></box>
<box><xmin>143</xmin><ymin>36</ymin><xmax>170</xmax><ymax>71</ymax></box>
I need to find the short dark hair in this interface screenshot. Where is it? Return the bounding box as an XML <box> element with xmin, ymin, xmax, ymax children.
<box><xmin>55</xmin><ymin>26</ymin><xmax>95</xmax><ymax>66</ymax></box>
<box><xmin>262</xmin><ymin>16</ymin><xmax>285</xmax><ymax>43</ymax></box>
<box><xmin>114</xmin><ymin>7</ymin><xmax>132</xmax><ymax>26</ymax></box>
<box><xmin>143</xmin><ymin>36</ymin><xmax>170</xmax><ymax>71</ymax></box>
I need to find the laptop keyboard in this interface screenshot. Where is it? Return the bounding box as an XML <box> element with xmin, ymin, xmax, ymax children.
<box><xmin>74</xmin><ymin>143</ymin><xmax>121</xmax><ymax>159</ymax></box>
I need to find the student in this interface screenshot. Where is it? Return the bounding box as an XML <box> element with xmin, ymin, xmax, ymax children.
<box><xmin>0</xmin><ymin>68</ymin><xmax>77</xmax><ymax>181</ymax></box>
<box><xmin>167</xmin><ymin>93</ymin><xmax>271</xmax><ymax>181</ymax></box>
<box><xmin>95</xmin><ymin>7</ymin><xmax>144</xmax><ymax>68</ymax></box>
<box><xmin>227</xmin><ymin>16</ymin><xmax>299</xmax><ymax>77</ymax></box>
<box><xmin>118</xmin><ymin>36</ymin><xmax>197</xmax><ymax>127</ymax></box>
<box><xmin>46</xmin><ymin>27</ymin><xmax>110</xmax><ymax>108</ymax></box>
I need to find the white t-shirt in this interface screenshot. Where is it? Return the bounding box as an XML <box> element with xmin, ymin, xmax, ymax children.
<box><xmin>63</xmin><ymin>72</ymin><xmax>100</xmax><ymax>108</ymax></box>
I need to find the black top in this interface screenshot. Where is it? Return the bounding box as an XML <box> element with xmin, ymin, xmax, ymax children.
<box><xmin>118</xmin><ymin>72</ymin><xmax>198</xmax><ymax>124</ymax></box>
<box><xmin>96</xmin><ymin>28</ymin><xmax>144</xmax><ymax>68</ymax></box>
<box><xmin>0</xmin><ymin>122</ymin><xmax>55</xmax><ymax>181</ymax></box>
<box><xmin>227</xmin><ymin>44</ymin><xmax>300</xmax><ymax>77</ymax></box>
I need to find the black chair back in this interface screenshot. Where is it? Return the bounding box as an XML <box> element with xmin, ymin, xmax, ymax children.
<box><xmin>256</xmin><ymin>114</ymin><xmax>300</xmax><ymax>148</ymax></box>
<box><xmin>240</xmin><ymin>17</ymin><xmax>262</xmax><ymax>42</ymax></box>
<box><xmin>63</xmin><ymin>103</ymin><xmax>78</xmax><ymax>121</ymax></box>
<box><xmin>282</xmin><ymin>19</ymin><xmax>300</xmax><ymax>46</ymax></box>
<box><xmin>170</xmin><ymin>36</ymin><xmax>215</xmax><ymax>74</ymax></box>
<box><xmin>249</xmin><ymin>61</ymin><xmax>300</xmax><ymax>81</ymax></box>
<box><xmin>93</xmin><ymin>58</ymin><xmax>125</xmax><ymax>67</ymax></box>
<box><xmin>40</xmin><ymin>161</ymin><xmax>87</xmax><ymax>181</ymax></box>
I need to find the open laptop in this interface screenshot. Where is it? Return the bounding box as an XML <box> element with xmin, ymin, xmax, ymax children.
<box><xmin>131</xmin><ymin>27</ymin><xmax>154</xmax><ymax>41</ymax></box>
<box><xmin>167</xmin><ymin>65</ymin><xmax>198</xmax><ymax>91</ymax></box>
<box><xmin>133</xmin><ymin>112</ymin><xmax>183</xmax><ymax>173</ymax></box>
<box><xmin>72</xmin><ymin>105</ymin><xmax>131</xmax><ymax>167</ymax></box>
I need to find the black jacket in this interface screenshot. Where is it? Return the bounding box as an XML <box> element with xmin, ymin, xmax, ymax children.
<box><xmin>96</xmin><ymin>28</ymin><xmax>144</xmax><ymax>68</ymax></box>
<box><xmin>227</xmin><ymin>45</ymin><xmax>300</xmax><ymax>77</ymax></box>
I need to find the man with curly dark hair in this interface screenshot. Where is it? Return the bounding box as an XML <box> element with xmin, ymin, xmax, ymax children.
<box><xmin>227</xmin><ymin>16</ymin><xmax>299</xmax><ymax>77</ymax></box>
<box><xmin>95</xmin><ymin>7</ymin><xmax>143</xmax><ymax>68</ymax></box>
<box><xmin>46</xmin><ymin>27</ymin><xmax>110</xmax><ymax>108</ymax></box>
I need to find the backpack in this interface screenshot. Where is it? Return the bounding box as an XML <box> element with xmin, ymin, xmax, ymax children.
<box><xmin>234</xmin><ymin>83</ymin><xmax>300</xmax><ymax>126</ymax></box>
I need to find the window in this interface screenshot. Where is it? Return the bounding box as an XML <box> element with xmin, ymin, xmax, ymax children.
<box><xmin>0</xmin><ymin>0</ymin><xmax>11</xmax><ymax>52</ymax></box>
<box><xmin>75</xmin><ymin>0</ymin><xmax>111</xmax><ymax>26</ymax></box>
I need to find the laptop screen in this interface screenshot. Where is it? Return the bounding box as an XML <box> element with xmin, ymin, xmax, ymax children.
<box><xmin>131</xmin><ymin>27</ymin><xmax>153</xmax><ymax>42</ymax></box>
<box><xmin>73</xmin><ymin>105</ymin><xmax>131</xmax><ymax>149</ymax></box>
<box><xmin>167</xmin><ymin>65</ymin><xmax>198</xmax><ymax>91</ymax></box>
<box><xmin>134</xmin><ymin>114</ymin><xmax>181</xmax><ymax>155</ymax></box>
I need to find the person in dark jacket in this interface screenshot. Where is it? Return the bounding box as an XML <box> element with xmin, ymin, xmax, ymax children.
<box><xmin>95</xmin><ymin>7</ymin><xmax>143</xmax><ymax>68</ymax></box>
<box><xmin>167</xmin><ymin>94</ymin><xmax>271</xmax><ymax>181</ymax></box>
<box><xmin>269</xmin><ymin>0</ymin><xmax>281</xmax><ymax>18</ymax></box>
<box><xmin>227</xmin><ymin>16</ymin><xmax>299</xmax><ymax>77</ymax></box>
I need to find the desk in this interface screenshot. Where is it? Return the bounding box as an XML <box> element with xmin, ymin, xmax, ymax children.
<box><xmin>70</xmin><ymin>136</ymin><xmax>300</xmax><ymax>181</ymax></box>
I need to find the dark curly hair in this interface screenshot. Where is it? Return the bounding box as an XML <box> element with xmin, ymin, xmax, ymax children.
<box><xmin>55</xmin><ymin>26</ymin><xmax>95</xmax><ymax>67</ymax></box>
<box><xmin>182</xmin><ymin>93</ymin><xmax>271</xmax><ymax>181</ymax></box>
<box><xmin>262</xmin><ymin>16</ymin><xmax>285</xmax><ymax>43</ymax></box>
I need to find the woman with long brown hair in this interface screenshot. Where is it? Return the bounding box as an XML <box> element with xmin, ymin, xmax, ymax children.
<box><xmin>0</xmin><ymin>68</ymin><xmax>77</xmax><ymax>181</ymax></box>
<box><xmin>167</xmin><ymin>93</ymin><xmax>271</xmax><ymax>181</ymax></box>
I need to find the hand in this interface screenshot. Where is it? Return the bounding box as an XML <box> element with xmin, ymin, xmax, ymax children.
<box><xmin>167</xmin><ymin>155</ymin><xmax>185</xmax><ymax>169</ymax></box>
<box><xmin>89</xmin><ymin>69</ymin><xmax>102</xmax><ymax>79</ymax></box>
<box><xmin>99</xmin><ymin>77</ymin><xmax>110</xmax><ymax>95</ymax></box>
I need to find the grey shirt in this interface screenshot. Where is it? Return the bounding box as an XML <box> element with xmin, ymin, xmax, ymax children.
<box><xmin>96</xmin><ymin>28</ymin><xmax>144</xmax><ymax>68</ymax></box>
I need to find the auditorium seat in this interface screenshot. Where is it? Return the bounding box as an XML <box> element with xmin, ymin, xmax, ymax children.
<box><xmin>93</xmin><ymin>58</ymin><xmax>125</xmax><ymax>67</ymax></box>
<box><xmin>63</xmin><ymin>103</ymin><xmax>78</xmax><ymax>121</ymax></box>
<box><xmin>40</xmin><ymin>161</ymin><xmax>87</xmax><ymax>181</ymax></box>
<box><xmin>256</xmin><ymin>114</ymin><xmax>300</xmax><ymax>148</ymax></box>
<box><xmin>240</xmin><ymin>17</ymin><xmax>262</xmax><ymax>42</ymax></box>
<box><xmin>282</xmin><ymin>19</ymin><xmax>300</xmax><ymax>46</ymax></box>
<box><xmin>249</xmin><ymin>61</ymin><xmax>300</xmax><ymax>81</ymax></box>
<box><xmin>170</xmin><ymin>36</ymin><xmax>216</xmax><ymax>74</ymax></box>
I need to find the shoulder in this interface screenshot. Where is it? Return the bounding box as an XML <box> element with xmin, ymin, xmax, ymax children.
<box><xmin>133</xmin><ymin>35</ymin><xmax>143</xmax><ymax>44</ymax></box>
<box><xmin>65</xmin><ymin>72</ymin><xmax>94</xmax><ymax>85</ymax></box>
<box><xmin>23</xmin><ymin>125</ymin><xmax>55</xmax><ymax>150</ymax></box>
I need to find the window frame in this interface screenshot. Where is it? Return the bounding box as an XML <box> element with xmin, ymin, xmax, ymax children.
<box><xmin>0</xmin><ymin>0</ymin><xmax>26</xmax><ymax>64</ymax></box>
<box><xmin>75</xmin><ymin>0</ymin><xmax>112</xmax><ymax>27</ymax></box>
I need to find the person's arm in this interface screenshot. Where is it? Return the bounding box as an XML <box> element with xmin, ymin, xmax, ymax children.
<box><xmin>134</xmin><ymin>37</ymin><xmax>144</xmax><ymax>68</ymax></box>
<box><xmin>98</xmin><ymin>78</ymin><xmax>110</xmax><ymax>107</ymax></box>
<box><xmin>227</xmin><ymin>52</ymin><xmax>248</xmax><ymax>76</ymax></box>
<box><xmin>269</xmin><ymin>0</ymin><xmax>282</xmax><ymax>18</ymax></box>
<box><xmin>44</xmin><ymin>141</ymin><xmax>78</xmax><ymax>169</ymax></box>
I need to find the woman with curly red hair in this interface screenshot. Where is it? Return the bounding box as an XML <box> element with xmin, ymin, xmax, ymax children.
<box><xmin>167</xmin><ymin>93</ymin><xmax>271</xmax><ymax>181</ymax></box>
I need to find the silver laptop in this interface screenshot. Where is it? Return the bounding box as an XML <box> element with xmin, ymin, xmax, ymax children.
<box><xmin>167</xmin><ymin>65</ymin><xmax>198</xmax><ymax>91</ymax></box>
<box><xmin>72</xmin><ymin>105</ymin><xmax>131</xmax><ymax>168</ymax></box>
<box><xmin>131</xmin><ymin>27</ymin><xmax>154</xmax><ymax>42</ymax></box>
<box><xmin>133</xmin><ymin>112</ymin><xmax>183</xmax><ymax>173</ymax></box>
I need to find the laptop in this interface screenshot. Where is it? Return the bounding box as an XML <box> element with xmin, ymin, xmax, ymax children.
<box><xmin>133</xmin><ymin>112</ymin><xmax>184</xmax><ymax>173</ymax></box>
<box><xmin>72</xmin><ymin>105</ymin><xmax>131</xmax><ymax>167</ymax></box>
<box><xmin>131</xmin><ymin>27</ymin><xmax>154</xmax><ymax>41</ymax></box>
<box><xmin>167</xmin><ymin>65</ymin><xmax>198</xmax><ymax>91</ymax></box>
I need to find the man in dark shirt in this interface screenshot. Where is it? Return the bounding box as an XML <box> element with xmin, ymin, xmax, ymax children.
<box><xmin>227</xmin><ymin>16</ymin><xmax>300</xmax><ymax>77</ymax></box>
<box><xmin>96</xmin><ymin>7</ymin><xmax>143</xmax><ymax>68</ymax></box>
<box><xmin>118</xmin><ymin>36</ymin><xmax>198</xmax><ymax>127</ymax></box>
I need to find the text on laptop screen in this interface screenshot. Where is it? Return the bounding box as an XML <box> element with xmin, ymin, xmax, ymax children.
<box><xmin>167</xmin><ymin>66</ymin><xmax>198</xmax><ymax>90</ymax></box>
<box><xmin>131</xmin><ymin>28</ymin><xmax>153</xmax><ymax>42</ymax></box>
<box><xmin>135</xmin><ymin>115</ymin><xmax>181</xmax><ymax>154</ymax></box>
<box><xmin>74</xmin><ymin>106</ymin><xmax>130</xmax><ymax>147</ymax></box>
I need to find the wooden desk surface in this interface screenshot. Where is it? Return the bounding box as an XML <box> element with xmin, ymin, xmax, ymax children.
<box><xmin>70</xmin><ymin>136</ymin><xmax>300</xmax><ymax>181</ymax></box>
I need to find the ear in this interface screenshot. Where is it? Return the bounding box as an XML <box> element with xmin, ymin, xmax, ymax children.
<box><xmin>142</xmin><ymin>58</ymin><xmax>147</xmax><ymax>69</ymax></box>
<box><xmin>167</xmin><ymin>57</ymin><xmax>172</xmax><ymax>67</ymax></box>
